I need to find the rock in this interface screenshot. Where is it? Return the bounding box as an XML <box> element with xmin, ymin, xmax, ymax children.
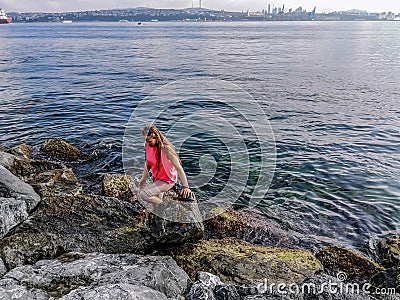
<box><xmin>40</xmin><ymin>139</ymin><xmax>81</xmax><ymax>161</ymax></box>
<box><xmin>102</xmin><ymin>173</ymin><xmax>134</xmax><ymax>200</ymax></box>
<box><xmin>298</xmin><ymin>274</ymin><xmax>374</xmax><ymax>300</ymax></box>
<box><xmin>205</xmin><ymin>208</ymin><xmax>299</xmax><ymax>249</ymax></box>
<box><xmin>0</xmin><ymin>144</ymin><xmax>3</xmax><ymax>152</ymax></box>
<box><xmin>0</xmin><ymin>197</ymin><xmax>29</xmax><ymax>240</ymax></box>
<box><xmin>0</xmin><ymin>151</ymin><xmax>81</xmax><ymax>198</ymax></box>
<box><xmin>0</xmin><ymin>231</ymin><xmax>60</xmax><ymax>270</ymax></box>
<box><xmin>316</xmin><ymin>245</ymin><xmax>384</xmax><ymax>282</ymax></box>
<box><xmin>60</xmin><ymin>284</ymin><xmax>172</xmax><ymax>300</ymax></box>
<box><xmin>370</xmin><ymin>266</ymin><xmax>400</xmax><ymax>294</ymax></box>
<box><xmin>214</xmin><ymin>284</ymin><xmax>241</xmax><ymax>300</ymax></box>
<box><xmin>0</xmin><ymin>278</ymin><xmax>49</xmax><ymax>299</ymax></box>
<box><xmin>205</xmin><ymin>207</ymin><xmax>246</xmax><ymax>236</ymax></box>
<box><xmin>146</xmin><ymin>201</ymin><xmax>204</xmax><ymax>246</ymax></box>
<box><xmin>0</xmin><ymin>258</ymin><xmax>6</xmax><ymax>277</ymax></box>
<box><xmin>26</xmin><ymin>168</ymin><xmax>82</xmax><ymax>197</ymax></box>
<box><xmin>187</xmin><ymin>272</ymin><xmax>223</xmax><ymax>300</ymax></box>
<box><xmin>0</xmin><ymin>151</ymin><xmax>64</xmax><ymax>180</ymax></box>
<box><xmin>0</xmin><ymin>194</ymin><xmax>155</xmax><ymax>270</ymax></box>
<box><xmin>378</xmin><ymin>238</ymin><xmax>400</xmax><ymax>268</ymax></box>
<box><xmin>172</xmin><ymin>237</ymin><xmax>322</xmax><ymax>286</ymax></box>
<box><xmin>0</xmin><ymin>165</ymin><xmax>41</xmax><ymax>239</ymax></box>
<box><xmin>0</xmin><ymin>151</ymin><xmax>17</xmax><ymax>171</ymax></box>
<box><xmin>6</xmin><ymin>144</ymin><xmax>32</xmax><ymax>159</ymax></box>
<box><xmin>0</xmin><ymin>165</ymin><xmax>41</xmax><ymax>211</ymax></box>
<box><xmin>1</xmin><ymin>252</ymin><xmax>189</xmax><ymax>299</ymax></box>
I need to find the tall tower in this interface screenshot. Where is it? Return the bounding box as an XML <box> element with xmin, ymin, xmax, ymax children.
<box><xmin>199</xmin><ymin>0</ymin><xmax>202</xmax><ymax>8</ymax></box>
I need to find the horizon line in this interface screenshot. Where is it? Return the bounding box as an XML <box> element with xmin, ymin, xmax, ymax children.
<box><xmin>6</xmin><ymin>6</ymin><xmax>397</xmax><ymax>15</ymax></box>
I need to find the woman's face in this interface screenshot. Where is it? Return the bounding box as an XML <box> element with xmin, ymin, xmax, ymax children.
<box><xmin>144</xmin><ymin>133</ymin><xmax>157</xmax><ymax>147</ymax></box>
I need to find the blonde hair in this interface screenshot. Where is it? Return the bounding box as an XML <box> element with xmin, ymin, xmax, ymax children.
<box><xmin>142</xmin><ymin>125</ymin><xmax>181</xmax><ymax>170</ymax></box>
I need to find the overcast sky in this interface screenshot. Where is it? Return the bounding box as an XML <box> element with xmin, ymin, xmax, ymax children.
<box><xmin>1</xmin><ymin>0</ymin><xmax>399</xmax><ymax>13</ymax></box>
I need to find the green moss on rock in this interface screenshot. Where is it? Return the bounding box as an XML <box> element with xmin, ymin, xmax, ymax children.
<box><xmin>102</xmin><ymin>174</ymin><xmax>134</xmax><ymax>200</ymax></box>
<box><xmin>40</xmin><ymin>139</ymin><xmax>81</xmax><ymax>161</ymax></box>
<box><xmin>6</xmin><ymin>144</ymin><xmax>32</xmax><ymax>158</ymax></box>
<box><xmin>316</xmin><ymin>245</ymin><xmax>384</xmax><ymax>282</ymax></box>
<box><xmin>379</xmin><ymin>238</ymin><xmax>400</xmax><ymax>268</ymax></box>
<box><xmin>205</xmin><ymin>207</ymin><xmax>245</xmax><ymax>236</ymax></box>
<box><xmin>171</xmin><ymin>237</ymin><xmax>322</xmax><ymax>286</ymax></box>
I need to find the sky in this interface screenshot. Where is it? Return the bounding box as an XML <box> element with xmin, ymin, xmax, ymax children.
<box><xmin>1</xmin><ymin>0</ymin><xmax>399</xmax><ymax>14</ymax></box>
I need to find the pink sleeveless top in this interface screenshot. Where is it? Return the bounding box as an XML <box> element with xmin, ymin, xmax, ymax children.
<box><xmin>145</xmin><ymin>144</ymin><xmax>178</xmax><ymax>184</ymax></box>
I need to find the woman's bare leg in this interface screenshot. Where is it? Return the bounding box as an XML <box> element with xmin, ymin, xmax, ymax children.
<box><xmin>139</xmin><ymin>180</ymin><xmax>173</xmax><ymax>206</ymax></box>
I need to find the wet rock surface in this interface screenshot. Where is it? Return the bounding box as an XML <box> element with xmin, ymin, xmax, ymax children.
<box><xmin>316</xmin><ymin>245</ymin><xmax>384</xmax><ymax>282</ymax></box>
<box><xmin>40</xmin><ymin>139</ymin><xmax>82</xmax><ymax>161</ymax></box>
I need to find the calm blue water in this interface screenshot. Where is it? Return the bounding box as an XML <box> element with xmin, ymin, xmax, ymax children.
<box><xmin>0</xmin><ymin>22</ymin><xmax>399</xmax><ymax>249</ymax></box>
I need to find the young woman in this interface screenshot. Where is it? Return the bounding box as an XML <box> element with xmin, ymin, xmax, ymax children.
<box><xmin>139</xmin><ymin>125</ymin><xmax>192</xmax><ymax>207</ymax></box>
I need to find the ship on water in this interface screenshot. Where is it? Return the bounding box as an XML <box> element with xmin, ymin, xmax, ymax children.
<box><xmin>0</xmin><ymin>8</ymin><xmax>12</xmax><ymax>24</ymax></box>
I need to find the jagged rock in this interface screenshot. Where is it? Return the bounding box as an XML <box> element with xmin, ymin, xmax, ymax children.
<box><xmin>0</xmin><ymin>195</ymin><xmax>155</xmax><ymax>270</ymax></box>
<box><xmin>172</xmin><ymin>237</ymin><xmax>322</xmax><ymax>286</ymax></box>
<box><xmin>187</xmin><ymin>272</ymin><xmax>223</xmax><ymax>300</ymax></box>
<box><xmin>316</xmin><ymin>245</ymin><xmax>384</xmax><ymax>282</ymax></box>
<box><xmin>378</xmin><ymin>238</ymin><xmax>400</xmax><ymax>268</ymax></box>
<box><xmin>205</xmin><ymin>207</ymin><xmax>246</xmax><ymax>236</ymax></box>
<box><xmin>0</xmin><ymin>151</ymin><xmax>81</xmax><ymax>198</ymax></box>
<box><xmin>370</xmin><ymin>266</ymin><xmax>400</xmax><ymax>294</ymax></box>
<box><xmin>40</xmin><ymin>139</ymin><xmax>81</xmax><ymax>161</ymax></box>
<box><xmin>205</xmin><ymin>208</ymin><xmax>299</xmax><ymax>249</ymax></box>
<box><xmin>0</xmin><ymin>197</ymin><xmax>29</xmax><ymax>240</ymax></box>
<box><xmin>60</xmin><ymin>284</ymin><xmax>172</xmax><ymax>300</ymax></box>
<box><xmin>0</xmin><ymin>152</ymin><xmax>17</xmax><ymax>171</ymax></box>
<box><xmin>0</xmin><ymin>258</ymin><xmax>6</xmax><ymax>277</ymax></box>
<box><xmin>102</xmin><ymin>173</ymin><xmax>134</xmax><ymax>200</ymax></box>
<box><xmin>146</xmin><ymin>201</ymin><xmax>204</xmax><ymax>246</ymax></box>
<box><xmin>0</xmin><ymin>165</ymin><xmax>41</xmax><ymax>239</ymax></box>
<box><xmin>0</xmin><ymin>278</ymin><xmax>49</xmax><ymax>299</ymax></box>
<box><xmin>6</xmin><ymin>144</ymin><xmax>32</xmax><ymax>159</ymax></box>
<box><xmin>26</xmin><ymin>168</ymin><xmax>82</xmax><ymax>197</ymax></box>
<box><xmin>0</xmin><ymin>151</ymin><xmax>64</xmax><ymax>180</ymax></box>
<box><xmin>0</xmin><ymin>252</ymin><xmax>189</xmax><ymax>299</ymax></box>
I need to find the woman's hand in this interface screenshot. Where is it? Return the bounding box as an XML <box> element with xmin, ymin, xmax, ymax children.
<box><xmin>180</xmin><ymin>186</ymin><xmax>193</xmax><ymax>199</ymax></box>
<box><xmin>139</xmin><ymin>177</ymin><xmax>147</xmax><ymax>189</ymax></box>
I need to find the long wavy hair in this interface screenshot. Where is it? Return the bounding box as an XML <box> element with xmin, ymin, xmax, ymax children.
<box><xmin>142</xmin><ymin>125</ymin><xmax>180</xmax><ymax>172</ymax></box>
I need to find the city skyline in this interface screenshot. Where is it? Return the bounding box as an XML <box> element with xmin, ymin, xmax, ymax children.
<box><xmin>1</xmin><ymin>0</ymin><xmax>400</xmax><ymax>14</ymax></box>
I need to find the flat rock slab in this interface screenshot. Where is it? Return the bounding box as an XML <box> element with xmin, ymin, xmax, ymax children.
<box><xmin>172</xmin><ymin>237</ymin><xmax>322</xmax><ymax>286</ymax></box>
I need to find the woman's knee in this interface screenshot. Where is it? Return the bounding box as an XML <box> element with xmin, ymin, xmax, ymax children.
<box><xmin>139</xmin><ymin>189</ymin><xmax>151</xmax><ymax>201</ymax></box>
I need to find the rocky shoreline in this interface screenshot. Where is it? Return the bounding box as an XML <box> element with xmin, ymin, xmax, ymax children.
<box><xmin>0</xmin><ymin>139</ymin><xmax>398</xmax><ymax>299</ymax></box>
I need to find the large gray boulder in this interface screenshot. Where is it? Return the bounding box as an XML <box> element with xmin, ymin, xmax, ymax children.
<box><xmin>0</xmin><ymin>252</ymin><xmax>190</xmax><ymax>299</ymax></box>
<box><xmin>0</xmin><ymin>165</ymin><xmax>41</xmax><ymax>239</ymax></box>
<box><xmin>0</xmin><ymin>165</ymin><xmax>41</xmax><ymax>211</ymax></box>
<box><xmin>0</xmin><ymin>278</ymin><xmax>49</xmax><ymax>300</ymax></box>
<box><xmin>146</xmin><ymin>201</ymin><xmax>204</xmax><ymax>246</ymax></box>
<box><xmin>0</xmin><ymin>194</ymin><xmax>155</xmax><ymax>270</ymax></box>
<box><xmin>60</xmin><ymin>284</ymin><xmax>172</xmax><ymax>300</ymax></box>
